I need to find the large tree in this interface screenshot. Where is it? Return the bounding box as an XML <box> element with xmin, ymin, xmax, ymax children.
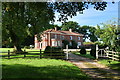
<box><xmin>2</xmin><ymin>2</ymin><xmax>108</xmax><ymax>52</ymax></box>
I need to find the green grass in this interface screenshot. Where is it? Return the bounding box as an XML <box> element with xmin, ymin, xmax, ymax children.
<box><xmin>2</xmin><ymin>58</ymin><xmax>90</xmax><ymax>79</ymax></box>
<box><xmin>0</xmin><ymin>48</ymin><xmax>40</xmax><ymax>57</ymax></box>
<box><xmin>98</xmin><ymin>59</ymin><xmax>120</xmax><ymax>71</ymax></box>
<box><xmin>72</xmin><ymin>51</ymin><xmax>95</xmax><ymax>59</ymax></box>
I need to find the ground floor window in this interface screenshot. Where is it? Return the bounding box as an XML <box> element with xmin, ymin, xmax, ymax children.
<box><xmin>77</xmin><ymin>42</ymin><xmax>81</xmax><ymax>46</ymax></box>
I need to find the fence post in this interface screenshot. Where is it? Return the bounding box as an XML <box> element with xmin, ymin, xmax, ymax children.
<box><xmin>24</xmin><ymin>49</ymin><xmax>26</xmax><ymax>58</ymax></box>
<box><xmin>96</xmin><ymin>45</ymin><xmax>98</xmax><ymax>60</ymax></box>
<box><xmin>8</xmin><ymin>50</ymin><xmax>10</xmax><ymax>59</ymax></box>
<box><xmin>40</xmin><ymin>49</ymin><xmax>42</xmax><ymax>59</ymax></box>
<box><xmin>66</xmin><ymin>45</ymin><xmax>68</xmax><ymax>60</ymax></box>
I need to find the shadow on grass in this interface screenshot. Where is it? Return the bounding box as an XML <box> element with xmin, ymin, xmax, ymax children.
<box><xmin>2</xmin><ymin>64</ymin><xmax>90</xmax><ymax>80</ymax></box>
<box><xmin>108</xmin><ymin>62</ymin><xmax>120</xmax><ymax>72</ymax></box>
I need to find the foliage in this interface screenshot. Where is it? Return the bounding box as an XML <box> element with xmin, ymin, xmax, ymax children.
<box><xmin>71</xmin><ymin>40</ymin><xmax>77</xmax><ymax>49</ymax></box>
<box><xmin>83</xmin><ymin>42</ymin><xmax>95</xmax><ymax>45</ymax></box>
<box><xmin>44</xmin><ymin>46</ymin><xmax>65</xmax><ymax>59</ymax></box>
<box><xmin>2</xmin><ymin>2</ymin><xmax>108</xmax><ymax>52</ymax></box>
<box><xmin>80</xmin><ymin>47</ymin><xmax>86</xmax><ymax>55</ymax></box>
<box><xmin>44</xmin><ymin>46</ymin><xmax>52</xmax><ymax>53</ymax></box>
<box><xmin>61</xmin><ymin>21</ymin><xmax>79</xmax><ymax>31</ymax></box>
<box><xmin>90</xmin><ymin>48</ymin><xmax>96</xmax><ymax>58</ymax></box>
<box><xmin>2</xmin><ymin>2</ymin><xmax>54</xmax><ymax>52</ymax></box>
<box><xmin>62</xmin><ymin>40</ymin><xmax>69</xmax><ymax>48</ymax></box>
<box><xmin>77</xmin><ymin>25</ymin><xmax>98</xmax><ymax>42</ymax></box>
<box><xmin>95</xmin><ymin>20</ymin><xmax>120</xmax><ymax>51</ymax></box>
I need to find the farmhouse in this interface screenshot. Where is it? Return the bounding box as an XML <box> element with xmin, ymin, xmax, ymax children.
<box><xmin>35</xmin><ymin>27</ymin><xmax>84</xmax><ymax>50</ymax></box>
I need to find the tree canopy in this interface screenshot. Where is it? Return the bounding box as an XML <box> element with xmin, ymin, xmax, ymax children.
<box><xmin>2</xmin><ymin>2</ymin><xmax>108</xmax><ymax>52</ymax></box>
<box><xmin>95</xmin><ymin>20</ymin><xmax>120</xmax><ymax>51</ymax></box>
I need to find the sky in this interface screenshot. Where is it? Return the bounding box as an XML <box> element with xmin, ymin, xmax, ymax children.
<box><xmin>54</xmin><ymin>2</ymin><xmax>118</xmax><ymax>27</ymax></box>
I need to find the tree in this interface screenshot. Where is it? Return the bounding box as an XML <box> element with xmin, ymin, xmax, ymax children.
<box><xmin>77</xmin><ymin>25</ymin><xmax>98</xmax><ymax>42</ymax></box>
<box><xmin>95</xmin><ymin>20</ymin><xmax>120</xmax><ymax>51</ymax></box>
<box><xmin>2</xmin><ymin>2</ymin><xmax>54</xmax><ymax>52</ymax></box>
<box><xmin>2</xmin><ymin>2</ymin><xmax>108</xmax><ymax>52</ymax></box>
<box><xmin>61</xmin><ymin>21</ymin><xmax>79</xmax><ymax>31</ymax></box>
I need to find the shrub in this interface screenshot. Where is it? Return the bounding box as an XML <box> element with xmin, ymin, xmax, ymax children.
<box><xmin>44</xmin><ymin>46</ymin><xmax>52</xmax><ymax>54</ymax></box>
<box><xmin>90</xmin><ymin>48</ymin><xmax>96</xmax><ymax>58</ymax></box>
<box><xmin>80</xmin><ymin>47</ymin><xmax>86</xmax><ymax>55</ymax></box>
<box><xmin>44</xmin><ymin>46</ymin><xmax>65</xmax><ymax>59</ymax></box>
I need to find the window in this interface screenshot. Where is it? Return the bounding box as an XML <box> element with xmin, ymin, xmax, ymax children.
<box><xmin>55</xmin><ymin>34</ymin><xmax>57</xmax><ymax>39</ymax></box>
<box><xmin>58</xmin><ymin>41</ymin><xmax>61</xmax><ymax>46</ymax></box>
<box><xmin>52</xmin><ymin>41</ymin><xmax>55</xmax><ymax>46</ymax></box>
<box><xmin>78</xmin><ymin>37</ymin><xmax>80</xmax><ymax>40</ymax></box>
<box><xmin>77</xmin><ymin>42</ymin><xmax>81</xmax><ymax>46</ymax></box>
<box><xmin>52</xmin><ymin>41</ymin><xmax>57</xmax><ymax>46</ymax></box>
<box><xmin>69</xmin><ymin>42</ymin><xmax>72</xmax><ymax>46</ymax></box>
<box><xmin>62</xmin><ymin>36</ymin><xmax>64</xmax><ymax>40</ymax></box>
<box><xmin>70</xmin><ymin>36</ymin><xmax>72</xmax><ymax>40</ymax></box>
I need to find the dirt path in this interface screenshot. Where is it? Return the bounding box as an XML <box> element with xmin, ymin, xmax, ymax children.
<box><xmin>68</xmin><ymin>53</ymin><xmax>120</xmax><ymax>80</ymax></box>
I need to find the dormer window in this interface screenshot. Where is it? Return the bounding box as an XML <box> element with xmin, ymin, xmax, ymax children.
<box><xmin>70</xmin><ymin>36</ymin><xmax>72</xmax><ymax>40</ymax></box>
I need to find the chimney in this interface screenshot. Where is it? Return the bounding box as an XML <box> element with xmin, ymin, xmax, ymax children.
<box><xmin>69</xmin><ymin>29</ymin><xmax>72</xmax><ymax>32</ymax></box>
<box><xmin>55</xmin><ymin>27</ymin><xmax>57</xmax><ymax>31</ymax></box>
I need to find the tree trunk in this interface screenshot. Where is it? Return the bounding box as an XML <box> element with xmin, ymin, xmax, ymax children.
<box><xmin>14</xmin><ymin>44</ymin><xmax>23</xmax><ymax>53</ymax></box>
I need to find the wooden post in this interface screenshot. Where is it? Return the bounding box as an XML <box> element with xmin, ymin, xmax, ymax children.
<box><xmin>66</xmin><ymin>45</ymin><xmax>68</xmax><ymax>60</ymax></box>
<box><xmin>96</xmin><ymin>45</ymin><xmax>98</xmax><ymax>60</ymax></box>
<box><xmin>112</xmin><ymin>51</ymin><xmax>114</xmax><ymax>60</ymax></box>
<box><xmin>8</xmin><ymin>50</ymin><xmax>10</xmax><ymax>59</ymax></box>
<box><xmin>24</xmin><ymin>49</ymin><xmax>26</xmax><ymax>58</ymax></box>
<box><xmin>40</xmin><ymin>49</ymin><xmax>42</xmax><ymax>59</ymax></box>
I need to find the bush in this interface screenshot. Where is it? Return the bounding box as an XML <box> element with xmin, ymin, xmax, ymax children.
<box><xmin>90</xmin><ymin>48</ymin><xmax>96</xmax><ymax>58</ymax></box>
<box><xmin>80</xmin><ymin>47</ymin><xmax>86</xmax><ymax>55</ymax></box>
<box><xmin>44</xmin><ymin>46</ymin><xmax>52</xmax><ymax>54</ymax></box>
<box><xmin>44</xmin><ymin>46</ymin><xmax>65</xmax><ymax>59</ymax></box>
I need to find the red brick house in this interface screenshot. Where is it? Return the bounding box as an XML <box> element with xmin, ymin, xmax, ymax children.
<box><xmin>35</xmin><ymin>27</ymin><xmax>84</xmax><ymax>50</ymax></box>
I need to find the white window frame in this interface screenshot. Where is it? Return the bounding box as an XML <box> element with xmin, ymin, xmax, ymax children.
<box><xmin>52</xmin><ymin>41</ymin><xmax>55</xmax><ymax>46</ymax></box>
<box><xmin>78</xmin><ymin>37</ymin><xmax>80</xmax><ymax>40</ymax></box>
<box><xmin>55</xmin><ymin>34</ymin><xmax>57</xmax><ymax>39</ymax></box>
<box><xmin>77</xmin><ymin>42</ymin><xmax>81</xmax><ymax>46</ymax></box>
<box><xmin>62</xmin><ymin>36</ymin><xmax>64</xmax><ymax>40</ymax></box>
<box><xmin>69</xmin><ymin>42</ymin><xmax>72</xmax><ymax>46</ymax></box>
<box><xmin>70</xmin><ymin>36</ymin><xmax>72</xmax><ymax>40</ymax></box>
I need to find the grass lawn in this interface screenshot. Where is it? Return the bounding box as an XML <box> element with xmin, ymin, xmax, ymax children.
<box><xmin>2</xmin><ymin>58</ymin><xmax>90</xmax><ymax>80</ymax></box>
<box><xmin>1</xmin><ymin>48</ymin><xmax>90</xmax><ymax>79</ymax></box>
<box><xmin>72</xmin><ymin>51</ymin><xmax>95</xmax><ymax>59</ymax></box>
<box><xmin>98</xmin><ymin>59</ymin><xmax>120</xmax><ymax>71</ymax></box>
<box><xmin>0</xmin><ymin>48</ymin><xmax>41</xmax><ymax>58</ymax></box>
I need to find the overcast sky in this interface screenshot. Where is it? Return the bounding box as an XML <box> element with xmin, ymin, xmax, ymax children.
<box><xmin>54</xmin><ymin>2</ymin><xmax>118</xmax><ymax>27</ymax></box>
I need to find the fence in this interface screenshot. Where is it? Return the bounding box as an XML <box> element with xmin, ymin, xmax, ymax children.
<box><xmin>0</xmin><ymin>49</ymin><xmax>65</xmax><ymax>59</ymax></box>
<box><xmin>98</xmin><ymin>49</ymin><xmax>120</xmax><ymax>61</ymax></box>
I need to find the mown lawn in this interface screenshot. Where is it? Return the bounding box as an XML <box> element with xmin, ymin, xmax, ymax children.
<box><xmin>72</xmin><ymin>51</ymin><xmax>95</xmax><ymax>59</ymax></box>
<box><xmin>98</xmin><ymin>59</ymin><xmax>120</xmax><ymax>71</ymax></box>
<box><xmin>2</xmin><ymin>58</ymin><xmax>90</xmax><ymax>80</ymax></box>
<box><xmin>1</xmin><ymin>48</ymin><xmax>90</xmax><ymax>79</ymax></box>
